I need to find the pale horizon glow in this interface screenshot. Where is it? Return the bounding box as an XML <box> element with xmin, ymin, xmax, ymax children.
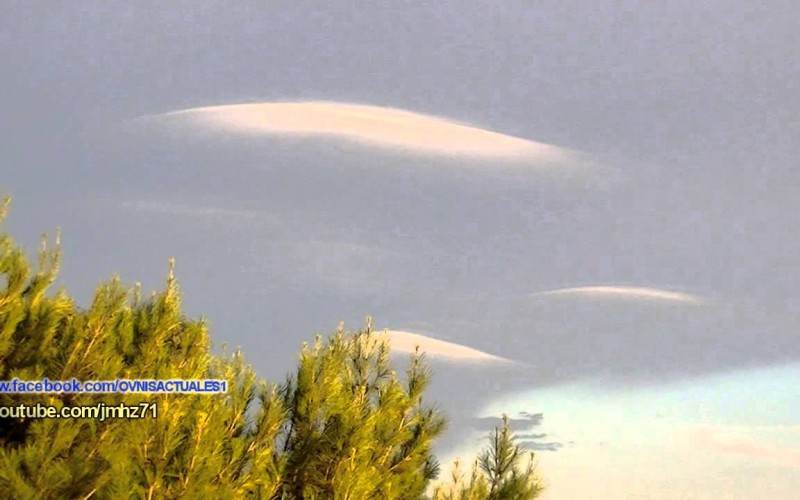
<box><xmin>147</xmin><ymin>101</ymin><xmax>581</xmax><ymax>162</ymax></box>
<box><xmin>479</xmin><ymin>364</ymin><xmax>800</xmax><ymax>498</ymax></box>
<box><xmin>684</xmin><ymin>427</ymin><xmax>800</xmax><ymax>470</ymax></box>
<box><xmin>533</xmin><ymin>285</ymin><xmax>704</xmax><ymax>304</ymax></box>
<box><xmin>379</xmin><ymin>329</ymin><xmax>515</xmax><ymax>364</ymax></box>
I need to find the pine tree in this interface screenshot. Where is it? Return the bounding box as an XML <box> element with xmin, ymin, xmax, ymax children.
<box><xmin>0</xmin><ymin>198</ymin><xmax>285</xmax><ymax>499</ymax></box>
<box><xmin>431</xmin><ymin>415</ymin><xmax>543</xmax><ymax>500</ymax></box>
<box><xmin>277</xmin><ymin>321</ymin><xmax>445</xmax><ymax>499</ymax></box>
<box><xmin>0</xmin><ymin>198</ymin><xmax>544</xmax><ymax>499</ymax></box>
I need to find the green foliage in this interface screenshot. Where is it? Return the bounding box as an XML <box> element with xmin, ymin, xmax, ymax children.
<box><xmin>0</xmin><ymin>198</ymin><xmax>285</xmax><ymax>499</ymax></box>
<box><xmin>431</xmin><ymin>416</ymin><xmax>543</xmax><ymax>500</ymax></box>
<box><xmin>278</xmin><ymin>321</ymin><xmax>445</xmax><ymax>499</ymax></box>
<box><xmin>0</xmin><ymin>199</ymin><xmax>542</xmax><ymax>499</ymax></box>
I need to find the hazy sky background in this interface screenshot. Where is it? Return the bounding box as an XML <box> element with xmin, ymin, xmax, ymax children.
<box><xmin>2</xmin><ymin>2</ymin><xmax>799</xmax><ymax>498</ymax></box>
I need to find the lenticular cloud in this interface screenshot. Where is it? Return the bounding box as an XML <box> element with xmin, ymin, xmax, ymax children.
<box><xmin>534</xmin><ymin>286</ymin><xmax>704</xmax><ymax>305</ymax></box>
<box><xmin>378</xmin><ymin>329</ymin><xmax>514</xmax><ymax>365</ymax></box>
<box><xmin>149</xmin><ymin>101</ymin><xmax>579</xmax><ymax>162</ymax></box>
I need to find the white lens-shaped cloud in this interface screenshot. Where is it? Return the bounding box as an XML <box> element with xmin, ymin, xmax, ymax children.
<box><xmin>378</xmin><ymin>329</ymin><xmax>515</xmax><ymax>364</ymax></box>
<box><xmin>534</xmin><ymin>286</ymin><xmax>704</xmax><ymax>304</ymax></box>
<box><xmin>147</xmin><ymin>101</ymin><xmax>581</xmax><ymax>162</ymax></box>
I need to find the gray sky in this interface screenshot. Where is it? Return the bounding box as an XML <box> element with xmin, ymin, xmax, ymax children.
<box><xmin>3</xmin><ymin>2</ymin><xmax>799</xmax><ymax>497</ymax></box>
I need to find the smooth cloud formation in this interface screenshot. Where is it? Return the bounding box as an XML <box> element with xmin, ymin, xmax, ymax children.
<box><xmin>533</xmin><ymin>285</ymin><xmax>704</xmax><ymax>305</ymax></box>
<box><xmin>379</xmin><ymin>329</ymin><xmax>515</xmax><ymax>365</ymax></box>
<box><xmin>149</xmin><ymin>101</ymin><xmax>580</xmax><ymax>162</ymax></box>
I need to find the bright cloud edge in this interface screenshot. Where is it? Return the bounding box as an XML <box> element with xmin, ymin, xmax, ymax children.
<box><xmin>532</xmin><ymin>285</ymin><xmax>705</xmax><ymax>305</ymax></box>
<box><xmin>378</xmin><ymin>329</ymin><xmax>516</xmax><ymax>365</ymax></box>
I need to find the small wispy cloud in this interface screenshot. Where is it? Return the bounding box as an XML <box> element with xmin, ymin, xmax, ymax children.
<box><xmin>122</xmin><ymin>200</ymin><xmax>260</xmax><ymax>220</ymax></box>
<box><xmin>246</xmin><ymin>239</ymin><xmax>415</xmax><ymax>295</ymax></box>
<box><xmin>378</xmin><ymin>329</ymin><xmax>516</xmax><ymax>365</ymax></box>
<box><xmin>145</xmin><ymin>101</ymin><xmax>583</xmax><ymax>163</ymax></box>
<box><xmin>532</xmin><ymin>285</ymin><xmax>704</xmax><ymax>305</ymax></box>
<box><xmin>516</xmin><ymin>432</ymin><xmax>549</xmax><ymax>440</ymax></box>
<box><xmin>471</xmin><ymin>411</ymin><xmax>544</xmax><ymax>429</ymax></box>
<box><xmin>467</xmin><ymin>411</ymin><xmax>565</xmax><ymax>452</ymax></box>
<box><xmin>683</xmin><ymin>426</ymin><xmax>800</xmax><ymax>470</ymax></box>
<box><xmin>517</xmin><ymin>440</ymin><xmax>564</xmax><ymax>451</ymax></box>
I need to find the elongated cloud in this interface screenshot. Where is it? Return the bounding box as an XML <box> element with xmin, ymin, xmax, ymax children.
<box><xmin>149</xmin><ymin>101</ymin><xmax>580</xmax><ymax>162</ymax></box>
<box><xmin>533</xmin><ymin>286</ymin><xmax>704</xmax><ymax>305</ymax></box>
<box><xmin>378</xmin><ymin>329</ymin><xmax>514</xmax><ymax>364</ymax></box>
<box><xmin>122</xmin><ymin>200</ymin><xmax>259</xmax><ymax>219</ymax></box>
